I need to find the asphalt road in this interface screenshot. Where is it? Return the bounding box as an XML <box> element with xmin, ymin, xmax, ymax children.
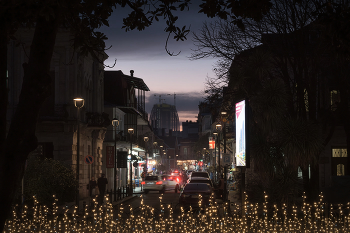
<box><xmin>117</xmin><ymin>190</ymin><xmax>181</xmax><ymax>217</ymax></box>
<box><xmin>115</xmin><ymin>189</ymin><xmax>231</xmax><ymax>220</ymax></box>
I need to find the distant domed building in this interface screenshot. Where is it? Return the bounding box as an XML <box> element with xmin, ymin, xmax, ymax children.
<box><xmin>150</xmin><ymin>103</ymin><xmax>180</xmax><ymax>136</ymax></box>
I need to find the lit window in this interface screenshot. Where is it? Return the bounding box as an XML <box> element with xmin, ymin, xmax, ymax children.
<box><xmin>337</xmin><ymin>164</ymin><xmax>345</xmax><ymax>176</ymax></box>
<box><xmin>332</xmin><ymin>148</ymin><xmax>347</xmax><ymax>157</ymax></box>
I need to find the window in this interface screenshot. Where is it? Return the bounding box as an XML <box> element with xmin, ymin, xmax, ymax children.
<box><xmin>337</xmin><ymin>164</ymin><xmax>345</xmax><ymax>176</ymax></box>
<box><xmin>332</xmin><ymin>148</ymin><xmax>347</xmax><ymax>157</ymax></box>
<box><xmin>332</xmin><ymin>148</ymin><xmax>347</xmax><ymax>176</ymax></box>
<box><xmin>184</xmin><ymin>148</ymin><xmax>188</xmax><ymax>155</ymax></box>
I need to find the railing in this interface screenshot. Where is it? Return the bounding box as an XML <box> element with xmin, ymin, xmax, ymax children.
<box><xmin>107</xmin><ymin>184</ymin><xmax>143</xmax><ymax>201</ymax></box>
<box><xmin>137</xmin><ymin>103</ymin><xmax>148</xmax><ymax>121</ymax></box>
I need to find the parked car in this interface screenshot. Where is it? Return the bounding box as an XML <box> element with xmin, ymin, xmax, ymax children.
<box><xmin>164</xmin><ymin>175</ymin><xmax>182</xmax><ymax>193</ymax></box>
<box><xmin>142</xmin><ymin>175</ymin><xmax>181</xmax><ymax>194</ymax></box>
<box><xmin>188</xmin><ymin>177</ymin><xmax>214</xmax><ymax>187</ymax></box>
<box><xmin>179</xmin><ymin>183</ymin><xmax>214</xmax><ymax>207</ymax></box>
<box><xmin>190</xmin><ymin>171</ymin><xmax>210</xmax><ymax>179</ymax></box>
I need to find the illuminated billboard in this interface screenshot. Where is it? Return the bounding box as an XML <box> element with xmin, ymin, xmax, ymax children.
<box><xmin>235</xmin><ymin>100</ymin><xmax>248</xmax><ymax>167</ymax></box>
<box><xmin>208</xmin><ymin>137</ymin><xmax>215</xmax><ymax>149</ymax></box>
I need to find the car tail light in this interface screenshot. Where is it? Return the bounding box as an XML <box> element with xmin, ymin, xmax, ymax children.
<box><xmin>141</xmin><ymin>181</ymin><xmax>145</xmax><ymax>185</ymax></box>
<box><xmin>156</xmin><ymin>181</ymin><xmax>163</xmax><ymax>185</ymax></box>
<box><xmin>176</xmin><ymin>177</ymin><xmax>180</xmax><ymax>183</ymax></box>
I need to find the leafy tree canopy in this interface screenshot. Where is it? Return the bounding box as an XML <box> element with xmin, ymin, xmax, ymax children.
<box><xmin>22</xmin><ymin>156</ymin><xmax>77</xmax><ymax>206</ymax></box>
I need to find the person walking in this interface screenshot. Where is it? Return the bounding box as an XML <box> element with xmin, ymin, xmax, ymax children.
<box><xmin>218</xmin><ymin>176</ymin><xmax>225</xmax><ymax>199</ymax></box>
<box><xmin>88</xmin><ymin>177</ymin><xmax>97</xmax><ymax>197</ymax></box>
<box><xmin>97</xmin><ymin>173</ymin><xmax>108</xmax><ymax>204</ymax></box>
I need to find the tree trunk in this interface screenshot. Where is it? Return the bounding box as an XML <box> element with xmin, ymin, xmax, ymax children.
<box><xmin>0</xmin><ymin>21</ymin><xmax>8</xmax><ymax>145</ymax></box>
<box><xmin>309</xmin><ymin>164</ymin><xmax>320</xmax><ymax>202</ymax></box>
<box><xmin>0</xmin><ymin>14</ymin><xmax>58</xmax><ymax>232</ymax></box>
<box><xmin>301</xmin><ymin>166</ymin><xmax>310</xmax><ymax>199</ymax></box>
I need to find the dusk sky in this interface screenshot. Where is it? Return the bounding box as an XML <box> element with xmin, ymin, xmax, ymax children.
<box><xmin>100</xmin><ymin>2</ymin><xmax>218</xmax><ymax>124</ymax></box>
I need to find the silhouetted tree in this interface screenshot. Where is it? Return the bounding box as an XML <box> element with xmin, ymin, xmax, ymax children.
<box><xmin>190</xmin><ymin>0</ymin><xmax>350</xmax><ymax>202</ymax></box>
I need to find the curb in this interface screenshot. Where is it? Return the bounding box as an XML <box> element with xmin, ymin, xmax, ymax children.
<box><xmin>112</xmin><ymin>194</ymin><xmax>140</xmax><ymax>206</ymax></box>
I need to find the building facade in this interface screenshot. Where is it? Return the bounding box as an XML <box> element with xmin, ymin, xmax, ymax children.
<box><xmin>150</xmin><ymin>103</ymin><xmax>180</xmax><ymax>136</ymax></box>
<box><xmin>7</xmin><ymin>28</ymin><xmax>108</xmax><ymax>199</ymax></box>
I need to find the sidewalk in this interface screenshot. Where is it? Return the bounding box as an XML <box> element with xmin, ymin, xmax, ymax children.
<box><xmin>228</xmin><ymin>189</ymin><xmax>240</xmax><ymax>204</ymax></box>
<box><xmin>62</xmin><ymin>186</ymin><xmax>144</xmax><ymax>213</ymax></box>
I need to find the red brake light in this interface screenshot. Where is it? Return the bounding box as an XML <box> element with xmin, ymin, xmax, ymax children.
<box><xmin>141</xmin><ymin>181</ymin><xmax>145</xmax><ymax>185</ymax></box>
<box><xmin>156</xmin><ymin>181</ymin><xmax>163</xmax><ymax>185</ymax></box>
<box><xmin>176</xmin><ymin>177</ymin><xmax>180</xmax><ymax>183</ymax></box>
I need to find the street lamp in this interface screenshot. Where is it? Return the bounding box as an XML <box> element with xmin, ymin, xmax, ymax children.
<box><xmin>202</xmin><ymin>148</ymin><xmax>206</xmax><ymax>170</ymax></box>
<box><xmin>73</xmin><ymin>97</ymin><xmax>84</xmax><ymax>208</ymax></box>
<box><xmin>216</xmin><ymin>123</ymin><xmax>222</xmax><ymax>181</ymax></box>
<box><xmin>213</xmin><ymin>131</ymin><xmax>218</xmax><ymax>182</ymax></box>
<box><xmin>220</xmin><ymin>111</ymin><xmax>228</xmax><ymax>201</ymax></box>
<box><xmin>221</xmin><ymin>111</ymin><xmax>227</xmax><ymax>154</ymax></box>
<box><xmin>144</xmin><ymin>136</ymin><xmax>149</xmax><ymax>176</ymax></box>
<box><xmin>112</xmin><ymin>118</ymin><xmax>119</xmax><ymax>201</ymax></box>
<box><xmin>159</xmin><ymin>145</ymin><xmax>163</xmax><ymax>166</ymax></box>
<box><xmin>128</xmin><ymin>127</ymin><xmax>134</xmax><ymax>196</ymax></box>
<box><xmin>152</xmin><ymin>141</ymin><xmax>157</xmax><ymax>173</ymax></box>
<box><xmin>153</xmin><ymin>141</ymin><xmax>158</xmax><ymax>158</ymax></box>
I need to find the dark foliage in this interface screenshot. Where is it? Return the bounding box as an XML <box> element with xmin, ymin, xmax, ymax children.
<box><xmin>21</xmin><ymin>157</ymin><xmax>77</xmax><ymax>206</ymax></box>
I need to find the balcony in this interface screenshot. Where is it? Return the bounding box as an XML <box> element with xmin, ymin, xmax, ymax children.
<box><xmin>86</xmin><ymin>112</ymin><xmax>110</xmax><ymax>128</ymax></box>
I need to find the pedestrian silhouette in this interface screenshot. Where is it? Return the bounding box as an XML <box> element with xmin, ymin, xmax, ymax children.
<box><xmin>97</xmin><ymin>173</ymin><xmax>108</xmax><ymax>204</ymax></box>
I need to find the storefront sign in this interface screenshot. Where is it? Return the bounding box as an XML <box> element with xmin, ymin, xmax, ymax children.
<box><xmin>106</xmin><ymin>146</ymin><xmax>114</xmax><ymax>168</ymax></box>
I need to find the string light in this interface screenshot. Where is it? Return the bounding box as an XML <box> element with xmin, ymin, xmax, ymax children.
<box><xmin>5</xmin><ymin>192</ymin><xmax>350</xmax><ymax>232</ymax></box>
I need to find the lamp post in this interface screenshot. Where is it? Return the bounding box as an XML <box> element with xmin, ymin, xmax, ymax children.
<box><xmin>168</xmin><ymin>154</ymin><xmax>171</xmax><ymax>171</ymax></box>
<box><xmin>216</xmin><ymin>123</ymin><xmax>222</xmax><ymax>181</ymax></box>
<box><xmin>221</xmin><ymin>112</ymin><xmax>227</xmax><ymax>155</ymax></box>
<box><xmin>144</xmin><ymin>136</ymin><xmax>149</xmax><ymax>170</ymax></box>
<box><xmin>160</xmin><ymin>145</ymin><xmax>163</xmax><ymax>167</ymax></box>
<box><xmin>143</xmin><ymin>136</ymin><xmax>149</xmax><ymax>180</ymax></box>
<box><xmin>213</xmin><ymin>132</ymin><xmax>218</xmax><ymax>182</ymax></box>
<box><xmin>153</xmin><ymin>141</ymin><xmax>157</xmax><ymax>173</ymax></box>
<box><xmin>73</xmin><ymin>97</ymin><xmax>84</xmax><ymax>208</ymax></box>
<box><xmin>128</xmin><ymin>128</ymin><xmax>134</xmax><ymax>196</ymax></box>
<box><xmin>203</xmin><ymin>148</ymin><xmax>206</xmax><ymax>170</ymax></box>
<box><xmin>112</xmin><ymin>118</ymin><xmax>119</xmax><ymax>202</ymax></box>
<box><xmin>221</xmin><ymin>111</ymin><xmax>228</xmax><ymax>201</ymax></box>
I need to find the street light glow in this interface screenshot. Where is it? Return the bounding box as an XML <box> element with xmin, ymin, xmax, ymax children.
<box><xmin>112</xmin><ymin>118</ymin><xmax>119</xmax><ymax>127</ymax></box>
<box><xmin>73</xmin><ymin>98</ymin><xmax>84</xmax><ymax>108</ymax></box>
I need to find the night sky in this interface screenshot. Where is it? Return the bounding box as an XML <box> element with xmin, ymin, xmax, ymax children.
<box><xmin>100</xmin><ymin>2</ymin><xmax>218</xmax><ymax>124</ymax></box>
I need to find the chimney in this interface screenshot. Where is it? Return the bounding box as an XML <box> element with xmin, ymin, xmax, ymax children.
<box><xmin>130</xmin><ymin>70</ymin><xmax>134</xmax><ymax>77</ymax></box>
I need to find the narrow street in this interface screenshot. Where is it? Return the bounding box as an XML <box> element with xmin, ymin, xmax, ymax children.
<box><xmin>113</xmin><ymin>188</ymin><xmax>240</xmax><ymax>220</ymax></box>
